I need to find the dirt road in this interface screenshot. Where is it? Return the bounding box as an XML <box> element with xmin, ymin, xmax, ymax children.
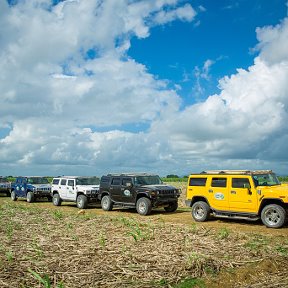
<box><xmin>1</xmin><ymin>195</ymin><xmax>287</xmax><ymax>237</ymax></box>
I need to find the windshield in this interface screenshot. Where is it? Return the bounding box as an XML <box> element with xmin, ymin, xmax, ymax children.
<box><xmin>0</xmin><ymin>178</ymin><xmax>8</xmax><ymax>183</ymax></box>
<box><xmin>253</xmin><ymin>173</ymin><xmax>280</xmax><ymax>186</ymax></box>
<box><xmin>76</xmin><ymin>177</ymin><xmax>100</xmax><ymax>185</ymax></box>
<box><xmin>135</xmin><ymin>175</ymin><xmax>163</xmax><ymax>185</ymax></box>
<box><xmin>28</xmin><ymin>177</ymin><xmax>49</xmax><ymax>184</ymax></box>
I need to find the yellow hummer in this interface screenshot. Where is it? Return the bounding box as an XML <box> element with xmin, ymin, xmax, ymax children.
<box><xmin>185</xmin><ymin>170</ymin><xmax>288</xmax><ymax>228</ymax></box>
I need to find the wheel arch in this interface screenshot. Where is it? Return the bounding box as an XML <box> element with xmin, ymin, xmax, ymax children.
<box><xmin>191</xmin><ymin>196</ymin><xmax>210</xmax><ymax>207</ymax></box>
<box><xmin>100</xmin><ymin>191</ymin><xmax>110</xmax><ymax>199</ymax></box>
<box><xmin>259</xmin><ymin>198</ymin><xmax>286</xmax><ymax>214</ymax></box>
<box><xmin>52</xmin><ymin>190</ymin><xmax>59</xmax><ymax>195</ymax></box>
<box><xmin>76</xmin><ymin>191</ymin><xmax>85</xmax><ymax>197</ymax></box>
<box><xmin>136</xmin><ymin>193</ymin><xmax>150</xmax><ymax>202</ymax></box>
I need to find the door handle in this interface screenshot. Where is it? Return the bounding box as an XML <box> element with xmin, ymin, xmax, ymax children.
<box><xmin>208</xmin><ymin>189</ymin><xmax>213</xmax><ymax>193</ymax></box>
<box><xmin>231</xmin><ymin>190</ymin><xmax>236</xmax><ymax>194</ymax></box>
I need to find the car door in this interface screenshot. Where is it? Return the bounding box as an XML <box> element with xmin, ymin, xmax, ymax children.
<box><xmin>229</xmin><ymin>177</ymin><xmax>257</xmax><ymax>212</ymax></box>
<box><xmin>59</xmin><ymin>178</ymin><xmax>67</xmax><ymax>199</ymax></box>
<box><xmin>109</xmin><ymin>177</ymin><xmax>122</xmax><ymax>202</ymax></box>
<box><xmin>208</xmin><ymin>177</ymin><xmax>229</xmax><ymax>210</ymax></box>
<box><xmin>121</xmin><ymin>177</ymin><xmax>134</xmax><ymax>204</ymax></box>
<box><xmin>66</xmin><ymin>179</ymin><xmax>76</xmax><ymax>201</ymax></box>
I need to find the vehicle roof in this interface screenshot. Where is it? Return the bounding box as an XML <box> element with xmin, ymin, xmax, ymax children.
<box><xmin>105</xmin><ymin>172</ymin><xmax>158</xmax><ymax>177</ymax></box>
<box><xmin>191</xmin><ymin>170</ymin><xmax>273</xmax><ymax>175</ymax></box>
<box><xmin>53</xmin><ymin>176</ymin><xmax>99</xmax><ymax>179</ymax></box>
<box><xmin>17</xmin><ymin>176</ymin><xmax>49</xmax><ymax>178</ymax></box>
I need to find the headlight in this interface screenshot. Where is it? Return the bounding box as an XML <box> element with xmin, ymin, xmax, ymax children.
<box><xmin>150</xmin><ymin>191</ymin><xmax>158</xmax><ymax>197</ymax></box>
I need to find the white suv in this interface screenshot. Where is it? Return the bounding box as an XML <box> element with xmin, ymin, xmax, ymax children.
<box><xmin>51</xmin><ymin>176</ymin><xmax>100</xmax><ymax>209</ymax></box>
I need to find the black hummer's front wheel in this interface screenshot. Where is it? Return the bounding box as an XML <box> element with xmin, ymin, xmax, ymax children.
<box><xmin>136</xmin><ymin>197</ymin><xmax>152</xmax><ymax>216</ymax></box>
<box><xmin>101</xmin><ymin>195</ymin><xmax>113</xmax><ymax>211</ymax></box>
<box><xmin>164</xmin><ymin>201</ymin><xmax>178</xmax><ymax>212</ymax></box>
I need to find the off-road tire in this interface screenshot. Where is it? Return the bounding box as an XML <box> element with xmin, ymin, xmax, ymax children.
<box><xmin>27</xmin><ymin>191</ymin><xmax>35</xmax><ymax>203</ymax></box>
<box><xmin>76</xmin><ymin>194</ymin><xmax>88</xmax><ymax>209</ymax></box>
<box><xmin>11</xmin><ymin>191</ymin><xmax>17</xmax><ymax>201</ymax></box>
<box><xmin>261</xmin><ymin>204</ymin><xmax>286</xmax><ymax>228</ymax></box>
<box><xmin>101</xmin><ymin>195</ymin><xmax>113</xmax><ymax>211</ymax></box>
<box><xmin>191</xmin><ymin>201</ymin><xmax>210</xmax><ymax>222</ymax></box>
<box><xmin>136</xmin><ymin>197</ymin><xmax>152</xmax><ymax>216</ymax></box>
<box><xmin>164</xmin><ymin>201</ymin><xmax>178</xmax><ymax>212</ymax></box>
<box><xmin>52</xmin><ymin>193</ymin><xmax>62</xmax><ymax>206</ymax></box>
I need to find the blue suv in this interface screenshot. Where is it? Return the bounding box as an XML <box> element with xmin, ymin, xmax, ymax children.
<box><xmin>11</xmin><ymin>176</ymin><xmax>51</xmax><ymax>203</ymax></box>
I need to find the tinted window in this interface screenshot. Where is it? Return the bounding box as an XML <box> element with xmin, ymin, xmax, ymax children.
<box><xmin>135</xmin><ymin>175</ymin><xmax>162</xmax><ymax>185</ymax></box>
<box><xmin>189</xmin><ymin>177</ymin><xmax>207</xmax><ymax>186</ymax></box>
<box><xmin>67</xmin><ymin>180</ymin><xmax>74</xmax><ymax>186</ymax></box>
<box><xmin>122</xmin><ymin>178</ymin><xmax>132</xmax><ymax>186</ymax></box>
<box><xmin>52</xmin><ymin>179</ymin><xmax>60</xmax><ymax>185</ymax></box>
<box><xmin>60</xmin><ymin>179</ymin><xmax>67</xmax><ymax>185</ymax></box>
<box><xmin>211</xmin><ymin>178</ymin><xmax>227</xmax><ymax>187</ymax></box>
<box><xmin>232</xmin><ymin>178</ymin><xmax>250</xmax><ymax>188</ymax></box>
<box><xmin>100</xmin><ymin>176</ymin><xmax>110</xmax><ymax>183</ymax></box>
<box><xmin>76</xmin><ymin>177</ymin><xmax>100</xmax><ymax>185</ymax></box>
<box><xmin>28</xmin><ymin>177</ymin><xmax>49</xmax><ymax>184</ymax></box>
<box><xmin>111</xmin><ymin>178</ymin><xmax>121</xmax><ymax>185</ymax></box>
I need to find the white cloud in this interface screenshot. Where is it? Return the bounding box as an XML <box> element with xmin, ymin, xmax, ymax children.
<box><xmin>153</xmin><ymin>3</ymin><xmax>196</xmax><ymax>24</ymax></box>
<box><xmin>0</xmin><ymin>0</ymin><xmax>194</xmax><ymax>176</ymax></box>
<box><xmin>150</xmin><ymin>18</ymin><xmax>288</xmax><ymax>173</ymax></box>
<box><xmin>255</xmin><ymin>18</ymin><xmax>288</xmax><ymax>65</ymax></box>
<box><xmin>0</xmin><ymin>1</ymin><xmax>288</xmax><ymax>176</ymax></box>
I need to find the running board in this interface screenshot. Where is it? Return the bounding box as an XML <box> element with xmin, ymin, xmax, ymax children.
<box><xmin>212</xmin><ymin>212</ymin><xmax>259</xmax><ymax>221</ymax></box>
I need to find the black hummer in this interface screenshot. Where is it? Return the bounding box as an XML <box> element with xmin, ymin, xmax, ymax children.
<box><xmin>99</xmin><ymin>173</ymin><xmax>181</xmax><ymax>215</ymax></box>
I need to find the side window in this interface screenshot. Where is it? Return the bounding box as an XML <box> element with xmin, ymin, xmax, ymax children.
<box><xmin>52</xmin><ymin>179</ymin><xmax>60</xmax><ymax>185</ymax></box>
<box><xmin>122</xmin><ymin>178</ymin><xmax>132</xmax><ymax>186</ymax></box>
<box><xmin>189</xmin><ymin>177</ymin><xmax>207</xmax><ymax>186</ymax></box>
<box><xmin>232</xmin><ymin>178</ymin><xmax>251</xmax><ymax>188</ymax></box>
<box><xmin>67</xmin><ymin>180</ymin><xmax>74</xmax><ymax>187</ymax></box>
<box><xmin>60</xmin><ymin>179</ymin><xmax>67</xmax><ymax>185</ymax></box>
<box><xmin>101</xmin><ymin>177</ymin><xmax>110</xmax><ymax>183</ymax></box>
<box><xmin>211</xmin><ymin>178</ymin><xmax>227</xmax><ymax>187</ymax></box>
<box><xmin>111</xmin><ymin>177</ymin><xmax>121</xmax><ymax>185</ymax></box>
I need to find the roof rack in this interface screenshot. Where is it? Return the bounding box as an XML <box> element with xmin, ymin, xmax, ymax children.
<box><xmin>200</xmin><ymin>170</ymin><xmax>273</xmax><ymax>175</ymax></box>
<box><xmin>107</xmin><ymin>172</ymin><xmax>156</xmax><ymax>176</ymax></box>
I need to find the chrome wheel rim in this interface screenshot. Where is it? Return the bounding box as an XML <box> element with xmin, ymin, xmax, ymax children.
<box><xmin>194</xmin><ymin>205</ymin><xmax>204</xmax><ymax>220</ymax></box>
<box><xmin>138</xmin><ymin>202</ymin><xmax>147</xmax><ymax>214</ymax></box>
<box><xmin>264</xmin><ymin>208</ymin><xmax>281</xmax><ymax>226</ymax></box>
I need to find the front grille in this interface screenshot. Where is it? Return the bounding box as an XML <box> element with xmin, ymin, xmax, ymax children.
<box><xmin>36</xmin><ymin>187</ymin><xmax>50</xmax><ymax>191</ymax></box>
<box><xmin>158</xmin><ymin>190</ymin><xmax>175</xmax><ymax>196</ymax></box>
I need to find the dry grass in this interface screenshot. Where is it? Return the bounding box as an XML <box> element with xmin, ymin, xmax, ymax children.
<box><xmin>0</xmin><ymin>200</ymin><xmax>287</xmax><ymax>288</ymax></box>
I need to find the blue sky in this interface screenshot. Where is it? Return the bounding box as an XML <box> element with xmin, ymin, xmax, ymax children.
<box><xmin>129</xmin><ymin>0</ymin><xmax>287</xmax><ymax>105</ymax></box>
<box><xmin>1</xmin><ymin>0</ymin><xmax>288</xmax><ymax>176</ymax></box>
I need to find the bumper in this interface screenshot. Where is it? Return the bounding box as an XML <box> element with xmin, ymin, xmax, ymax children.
<box><xmin>153</xmin><ymin>197</ymin><xmax>178</xmax><ymax>207</ymax></box>
<box><xmin>34</xmin><ymin>190</ymin><xmax>51</xmax><ymax>197</ymax></box>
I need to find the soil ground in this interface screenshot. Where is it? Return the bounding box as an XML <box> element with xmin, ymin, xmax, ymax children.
<box><xmin>0</xmin><ymin>184</ymin><xmax>287</xmax><ymax>287</ymax></box>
